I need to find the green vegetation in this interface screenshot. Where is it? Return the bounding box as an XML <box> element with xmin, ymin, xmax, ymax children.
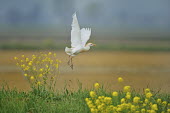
<box><xmin>0</xmin><ymin>82</ymin><xmax>170</xmax><ymax>113</ymax></box>
<box><xmin>86</xmin><ymin>81</ymin><xmax>170</xmax><ymax>113</ymax></box>
<box><xmin>0</xmin><ymin>84</ymin><xmax>90</xmax><ymax>113</ymax></box>
<box><xmin>1</xmin><ymin>42</ymin><xmax>170</xmax><ymax>51</ymax></box>
<box><xmin>0</xmin><ymin>42</ymin><xmax>64</xmax><ymax>50</ymax></box>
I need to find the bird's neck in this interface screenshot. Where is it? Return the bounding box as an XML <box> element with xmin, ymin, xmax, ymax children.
<box><xmin>84</xmin><ymin>45</ymin><xmax>90</xmax><ymax>50</ymax></box>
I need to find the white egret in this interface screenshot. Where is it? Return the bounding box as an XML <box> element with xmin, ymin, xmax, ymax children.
<box><xmin>65</xmin><ymin>13</ymin><xmax>96</xmax><ymax>69</ymax></box>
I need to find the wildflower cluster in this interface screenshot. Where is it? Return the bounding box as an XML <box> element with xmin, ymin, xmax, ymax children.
<box><xmin>85</xmin><ymin>78</ymin><xmax>170</xmax><ymax>113</ymax></box>
<box><xmin>14</xmin><ymin>52</ymin><xmax>61</xmax><ymax>91</ymax></box>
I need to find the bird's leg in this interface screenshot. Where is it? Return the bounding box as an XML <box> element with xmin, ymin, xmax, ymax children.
<box><xmin>67</xmin><ymin>56</ymin><xmax>71</xmax><ymax>65</ymax></box>
<box><xmin>70</xmin><ymin>57</ymin><xmax>74</xmax><ymax>70</ymax></box>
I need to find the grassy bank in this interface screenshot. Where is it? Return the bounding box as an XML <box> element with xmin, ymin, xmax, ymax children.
<box><xmin>0</xmin><ymin>84</ymin><xmax>170</xmax><ymax>113</ymax></box>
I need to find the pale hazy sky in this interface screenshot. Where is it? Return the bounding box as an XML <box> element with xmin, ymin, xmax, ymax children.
<box><xmin>0</xmin><ymin>0</ymin><xmax>169</xmax><ymax>38</ymax></box>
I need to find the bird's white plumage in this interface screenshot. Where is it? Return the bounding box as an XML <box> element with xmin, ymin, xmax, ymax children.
<box><xmin>65</xmin><ymin>12</ymin><xmax>93</xmax><ymax>57</ymax></box>
<box><xmin>71</xmin><ymin>13</ymin><xmax>91</xmax><ymax>48</ymax></box>
<box><xmin>81</xmin><ymin>28</ymin><xmax>91</xmax><ymax>46</ymax></box>
<box><xmin>71</xmin><ymin>13</ymin><xmax>81</xmax><ymax>48</ymax></box>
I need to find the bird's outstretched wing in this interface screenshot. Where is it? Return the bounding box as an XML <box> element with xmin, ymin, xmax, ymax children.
<box><xmin>71</xmin><ymin>13</ymin><xmax>82</xmax><ymax>48</ymax></box>
<box><xmin>81</xmin><ymin>28</ymin><xmax>91</xmax><ymax>47</ymax></box>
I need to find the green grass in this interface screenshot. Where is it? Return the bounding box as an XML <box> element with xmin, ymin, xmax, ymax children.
<box><xmin>0</xmin><ymin>84</ymin><xmax>90</xmax><ymax>113</ymax></box>
<box><xmin>1</xmin><ymin>42</ymin><xmax>170</xmax><ymax>51</ymax></box>
<box><xmin>0</xmin><ymin>84</ymin><xmax>169</xmax><ymax>113</ymax></box>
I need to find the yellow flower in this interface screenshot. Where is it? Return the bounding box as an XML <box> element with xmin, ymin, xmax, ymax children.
<box><xmin>87</xmin><ymin>100</ymin><xmax>92</xmax><ymax>105</ymax></box>
<box><xmin>90</xmin><ymin>91</ymin><xmax>96</xmax><ymax>98</ymax></box>
<box><xmin>55</xmin><ymin>64</ymin><xmax>58</xmax><ymax>69</ymax></box>
<box><xmin>39</xmin><ymin>68</ymin><xmax>43</xmax><ymax>72</ymax></box>
<box><xmin>85</xmin><ymin>98</ymin><xmax>89</xmax><ymax>102</ymax></box>
<box><xmin>22</xmin><ymin>55</ymin><xmax>25</xmax><ymax>57</ymax></box>
<box><xmin>151</xmin><ymin>104</ymin><xmax>158</xmax><ymax>111</ymax></box>
<box><xmin>95</xmin><ymin>99</ymin><xmax>100</xmax><ymax>105</ymax></box>
<box><xmin>94</xmin><ymin>83</ymin><xmax>100</xmax><ymax>89</ymax></box>
<box><xmin>141</xmin><ymin>109</ymin><xmax>146</xmax><ymax>113</ymax></box>
<box><xmin>98</xmin><ymin>96</ymin><xmax>104</xmax><ymax>100</ymax></box>
<box><xmin>133</xmin><ymin>97</ymin><xmax>140</xmax><ymax>103</ymax></box>
<box><xmin>56</xmin><ymin>59</ymin><xmax>61</xmax><ymax>63</ymax></box>
<box><xmin>26</xmin><ymin>58</ymin><xmax>29</xmax><ymax>62</ymax></box>
<box><xmin>24</xmin><ymin>66</ymin><xmax>30</xmax><ymax>71</ymax></box>
<box><xmin>126</xmin><ymin>92</ymin><xmax>131</xmax><ymax>99</ymax></box>
<box><xmin>112</xmin><ymin>91</ymin><xmax>118</xmax><ymax>96</ymax></box>
<box><xmin>48</xmin><ymin>52</ymin><xmax>52</xmax><ymax>55</ymax></box>
<box><xmin>104</xmin><ymin>97</ymin><xmax>112</xmax><ymax>104</ymax></box>
<box><xmin>108</xmin><ymin>105</ymin><xmax>114</xmax><ymax>111</ymax></box>
<box><xmin>97</xmin><ymin>105</ymin><xmax>103</xmax><ymax>110</ymax></box>
<box><xmin>145</xmin><ymin>88</ymin><xmax>150</xmax><ymax>94</ymax></box>
<box><xmin>88</xmin><ymin>103</ymin><xmax>94</xmax><ymax>108</ymax></box>
<box><xmin>162</xmin><ymin>101</ymin><xmax>167</xmax><ymax>106</ymax></box>
<box><xmin>121</xmin><ymin>98</ymin><xmax>125</xmax><ymax>103</ymax></box>
<box><xmin>14</xmin><ymin>57</ymin><xmax>18</xmax><ymax>60</ymax></box>
<box><xmin>124</xmin><ymin>86</ymin><xmax>131</xmax><ymax>92</ymax></box>
<box><xmin>54</xmin><ymin>53</ymin><xmax>56</xmax><ymax>57</ymax></box>
<box><xmin>144</xmin><ymin>99</ymin><xmax>149</xmax><ymax>103</ymax></box>
<box><xmin>143</xmin><ymin>103</ymin><xmax>146</xmax><ymax>107</ymax></box>
<box><xmin>126</xmin><ymin>95</ymin><xmax>131</xmax><ymax>99</ymax></box>
<box><xmin>21</xmin><ymin>64</ymin><xmax>25</xmax><ymax>68</ymax></box>
<box><xmin>28</xmin><ymin>61</ymin><xmax>32</xmax><ymax>66</ymax></box>
<box><xmin>39</xmin><ymin>74</ymin><xmax>43</xmax><ymax>77</ymax></box>
<box><xmin>46</xmin><ymin>64</ymin><xmax>49</xmax><ymax>68</ymax></box>
<box><xmin>168</xmin><ymin>103</ymin><xmax>170</xmax><ymax>107</ymax></box>
<box><xmin>32</xmin><ymin>56</ymin><xmax>36</xmax><ymax>60</ymax></box>
<box><xmin>146</xmin><ymin>92</ymin><xmax>152</xmax><ymax>98</ymax></box>
<box><xmin>117</xmin><ymin>107</ymin><xmax>122</xmax><ymax>112</ymax></box>
<box><xmin>118</xmin><ymin>77</ymin><xmax>124</xmax><ymax>82</ymax></box>
<box><xmin>37</xmin><ymin>81</ymin><xmax>41</xmax><ymax>85</ymax></box>
<box><xmin>24</xmin><ymin>74</ymin><xmax>28</xmax><ymax>77</ymax></box>
<box><xmin>91</xmin><ymin>108</ymin><xmax>97</xmax><ymax>113</ymax></box>
<box><xmin>131</xmin><ymin>105</ymin><xmax>136</xmax><ymax>111</ymax></box>
<box><xmin>167</xmin><ymin>109</ymin><xmax>170</xmax><ymax>113</ymax></box>
<box><xmin>30</xmin><ymin>76</ymin><xmax>34</xmax><ymax>80</ymax></box>
<box><xmin>157</xmin><ymin>99</ymin><xmax>162</xmax><ymax>103</ymax></box>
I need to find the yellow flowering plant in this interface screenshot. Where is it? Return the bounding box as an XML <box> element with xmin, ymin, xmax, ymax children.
<box><xmin>85</xmin><ymin>77</ymin><xmax>170</xmax><ymax>113</ymax></box>
<box><xmin>118</xmin><ymin>77</ymin><xmax>124</xmax><ymax>83</ymax></box>
<box><xmin>94</xmin><ymin>83</ymin><xmax>100</xmax><ymax>90</ymax></box>
<box><xmin>14</xmin><ymin>52</ymin><xmax>61</xmax><ymax>92</ymax></box>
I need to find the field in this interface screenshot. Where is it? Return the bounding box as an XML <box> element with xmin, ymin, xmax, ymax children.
<box><xmin>0</xmin><ymin>50</ymin><xmax>170</xmax><ymax>92</ymax></box>
<box><xmin>0</xmin><ymin>50</ymin><xmax>170</xmax><ymax>112</ymax></box>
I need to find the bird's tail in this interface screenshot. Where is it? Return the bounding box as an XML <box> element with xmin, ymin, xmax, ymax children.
<box><xmin>65</xmin><ymin>47</ymin><xmax>72</xmax><ymax>55</ymax></box>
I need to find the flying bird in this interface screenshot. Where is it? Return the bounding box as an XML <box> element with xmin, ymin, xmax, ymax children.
<box><xmin>65</xmin><ymin>13</ymin><xmax>96</xmax><ymax>69</ymax></box>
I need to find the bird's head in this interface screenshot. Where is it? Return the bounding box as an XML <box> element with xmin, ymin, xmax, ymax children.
<box><xmin>86</xmin><ymin>43</ymin><xmax>96</xmax><ymax>47</ymax></box>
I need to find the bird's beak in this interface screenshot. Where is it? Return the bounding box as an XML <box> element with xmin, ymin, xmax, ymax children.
<box><xmin>93</xmin><ymin>44</ymin><xmax>96</xmax><ymax>46</ymax></box>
